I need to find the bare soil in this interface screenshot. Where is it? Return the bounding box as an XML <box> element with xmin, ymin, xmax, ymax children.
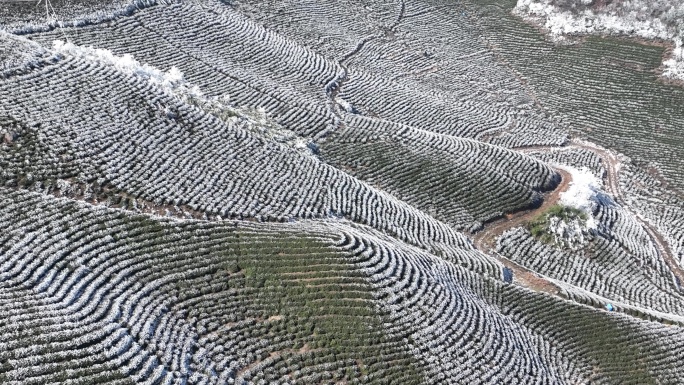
<box><xmin>515</xmin><ymin>141</ymin><xmax>684</xmax><ymax>290</ymax></box>
<box><xmin>470</xmin><ymin>167</ymin><xmax>571</xmax><ymax>295</ymax></box>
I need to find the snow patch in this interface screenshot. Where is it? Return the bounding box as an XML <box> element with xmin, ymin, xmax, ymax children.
<box><xmin>52</xmin><ymin>40</ymin><xmax>203</xmax><ymax>100</ymax></box>
<box><xmin>335</xmin><ymin>97</ymin><xmax>357</xmax><ymax>114</ymax></box>
<box><xmin>559</xmin><ymin>166</ymin><xmax>600</xmax><ymax>229</ymax></box>
<box><xmin>546</xmin><ymin>215</ymin><xmax>591</xmax><ymax>250</ymax></box>
<box><xmin>52</xmin><ymin>40</ymin><xmax>318</xmax><ymax>156</ymax></box>
<box><xmin>514</xmin><ymin>0</ymin><xmax>684</xmax><ymax>82</ymax></box>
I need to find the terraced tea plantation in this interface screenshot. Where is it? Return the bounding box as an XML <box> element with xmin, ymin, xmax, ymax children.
<box><xmin>1</xmin><ymin>0</ymin><xmax>684</xmax><ymax>384</ymax></box>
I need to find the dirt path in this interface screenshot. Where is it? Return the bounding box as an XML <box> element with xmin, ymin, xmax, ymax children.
<box><xmin>473</xmin><ymin>167</ymin><xmax>571</xmax><ymax>252</ymax></box>
<box><xmin>470</xmin><ymin>167</ymin><xmax>572</xmax><ymax>295</ymax></box>
<box><xmin>495</xmin><ymin>255</ymin><xmax>562</xmax><ymax>296</ymax></box>
<box><xmin>472</xmin><ymin>138</ymin><xmax>684</xmax><ymax>295</ymax></box>
<box><xmin>516</xmin><ymin>140</ymin><xmax>684</xmax><ymax>289</ymax></box>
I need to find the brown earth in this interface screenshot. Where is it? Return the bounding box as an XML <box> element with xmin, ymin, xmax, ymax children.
<box><xmin>470</xmin><ymin>167</ymin><xmax>572</xmax><ymax>295</ymax></box>
<box><xmin>516</xmin><ymin>141</ymin><xmax>684</xmax><ymax>290</ymax></box>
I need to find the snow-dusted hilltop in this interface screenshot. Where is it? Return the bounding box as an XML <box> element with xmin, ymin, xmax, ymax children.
<box><xmin>515</xmin><ymin>0</ymin><xmax>684</xmax><ymax>81</ymax></box>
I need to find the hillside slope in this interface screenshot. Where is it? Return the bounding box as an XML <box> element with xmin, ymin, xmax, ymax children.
<box><xmin>1</xmin><ymin>0</ymin><xmax>684</xmax><ymax>384</ymax></box>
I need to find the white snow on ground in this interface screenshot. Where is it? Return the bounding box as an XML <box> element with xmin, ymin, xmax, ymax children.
<box><xmin>547</xmin><ymin>215</ymin><xmax>591</xmax><ymax>250</ymax></box>
<box><xmin>532</xmin><ymin>165</ymin><xmax>603</xmax><ymax>250</ymax></box>
<box><xmin>514</xmin><ymin>0</ymin><xmax>684</xmax><ymax>82</ymax></box>
<box><xmin>53</xmin><ymin>40</ymin><xmax>203</xmax><ymax>99</ymax></box>
<box><xmin>559</xmin><ymin>166</ymin><xmax>600</xmax><ymax>230</ymax></box>
<box><xmin>544</xmin><ymin>165</ymin><xmax>599</xmax><ymax>249</ymax></box>
<box><xmin>52</xmin><ymin>40</ymin><xmax>318</xmax><ymax>155</ymax></box>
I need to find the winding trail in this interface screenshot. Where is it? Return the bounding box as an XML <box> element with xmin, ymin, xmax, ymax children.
<box><xmin>471</xmin><ymin>165</ymin><xmax>572</xmax><ymax>295</ymax></box>
<box><xmin>470</xmin><ymin>166</ymin><xmax>571</xmax><ymax>295</ymax></box>
<box><xmin>469</xmin><ymin>138</ymin><xmax>684</xmax><ymax>320</ymax></box>
<box><xmin>472</xmin><ymin>167</ymin><xmax>571</xmax><ymax>252</ymax></box>
<box><xmin>518</xmin><ymin>140</ymin><xmax>684</xmax><ymax>290</ymax></box>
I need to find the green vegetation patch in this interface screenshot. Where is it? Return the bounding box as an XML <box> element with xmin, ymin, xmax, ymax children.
<box><xmin>527</xmin><ymin>204</ymin><xmax>588</xmax><ymax>244</ymax></box>
<box><xmin>125</xmin><ymin>217</ymin><xmax>425</xmax><ymax>384</ymax></box>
